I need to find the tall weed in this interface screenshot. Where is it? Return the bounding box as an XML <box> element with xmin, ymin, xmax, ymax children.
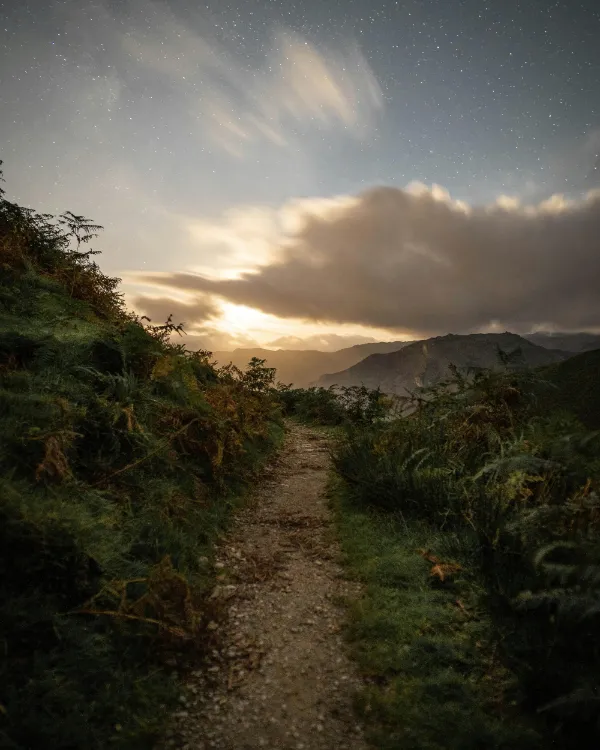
<box><xmin>0</xmin><ymin>162</ymin><xmax>283</xmax><ymax>749</ymax></box>
<box><xmin>332</xmin><ymin>360</ymin><xmax>600</xmax><ymax>747</ymax></box>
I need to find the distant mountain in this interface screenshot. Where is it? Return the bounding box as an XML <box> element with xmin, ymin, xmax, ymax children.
<box><xmin>210</xmin><ymin>340</ymin><xmax>410</xmax><ymax>388</ymax></box>
<box><xmin>317</xmin><ymin>332</ymin><xmax>572</xmax><ymax>395</ymax></box>
<box><xmin>522</xmin><ymin>332</ymin><xmax>600</xmax><ymax>353</ymax></box>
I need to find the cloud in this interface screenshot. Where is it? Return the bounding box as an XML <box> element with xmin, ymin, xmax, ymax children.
<box><xmin>265</xmin><ymin>333</ymin><xmax>377</xmax><ymax>351</ymax></box>
<box><xmin>120</xmin><ymin>6</ymin><xmax>382</xmax><ymax>155</ymax></box>
<box><xmin>131</xmin><ymin>294</ymin><xmax>261</xmax><ymax>351</ymax></box>
<box><xmin>137</xmin><ymin>183</ymin><xmax>600</xmax><ymax>336</ymax></box>
<box><xmin>180</xmin><ymin>206</ymin><xmax>284</xmax><ymax>276</ymax></box>
<box><xmin>262</xmin><ymin>31</ymin><xmax>383</xmax><ymax>136</ymax></box>
<box><xmin>180</xmin><ymin>329</ymin><xmax>261</xmax><ymax>353</ymax></box>
<box><xmin>169</xmin><ymin>195</ymin><xmax>361</xmax><ymax>278</ymax></box>
<box><xmin>132</xmin><ymin>294</ymin><xmax>219</xmax><ymax>327</ymax></box>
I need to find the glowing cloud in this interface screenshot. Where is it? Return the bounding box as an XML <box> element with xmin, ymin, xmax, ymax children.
<box><xmin>135</xmin><ymin>183</ymin><xmax>600</xmax><ymax>336</ymax></box>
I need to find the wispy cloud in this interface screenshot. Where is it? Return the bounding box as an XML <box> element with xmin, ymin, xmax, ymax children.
<box><xmin>173</xmin><ymin>205</ymin><xmax>285</xmax><ymax>277</ymax></box>
<box><xmin>120</xmin><ymin>6</ymin><xmax>383</xmax><ymax>156</ymax></box>
<box><xmin>265</xmin><ymin>333</ymin><xmax>377</xmax><ymax>351</ymax></box>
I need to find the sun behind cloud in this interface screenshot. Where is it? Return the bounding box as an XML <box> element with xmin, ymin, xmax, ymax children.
<box><xmin>218</xmin><ymin>302</ymin><xmax>278</xmax><ymax>334</ymax></box>
<box><xmin>199</xmin><ymin>302</ymin><xmax>401</xmax><ymax>350</ymax></box>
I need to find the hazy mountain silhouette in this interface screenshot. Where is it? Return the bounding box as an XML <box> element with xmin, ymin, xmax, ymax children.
<box><xmin>522</xmin><ymin>331</ymin><xmax>600</xmax><ymax>353</ymax></box>
<box><xmin>317</xmin><ymin>332</ymin><xmax>573</xmax><ymax>395</ymax></box>
<box><xmin>210</xmin><ymin>331</ymin><xmax>600</xmax><ymax>391</ymax></box>
<box><xmin>211</xmin><ymin>340</ymin><xmax>410</xmax><ymax>387</ymax></box>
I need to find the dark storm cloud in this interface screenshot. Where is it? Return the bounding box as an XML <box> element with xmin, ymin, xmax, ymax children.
<box><xmin>139</xmin><ymin>184</ymin><xmax>600</xmax><ymax>336</ymax></box>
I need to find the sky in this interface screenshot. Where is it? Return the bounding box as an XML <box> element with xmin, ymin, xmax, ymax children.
<box><xmin>2</xmin><ymin>0</ymin><xmax>600</xmax><ymax>350</ymax></box>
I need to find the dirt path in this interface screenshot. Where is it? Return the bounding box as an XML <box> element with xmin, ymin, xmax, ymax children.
<box><xmin>160</xmin><ymin>422</ymin><xmax>368</xmax><ymax>750</ymax></box>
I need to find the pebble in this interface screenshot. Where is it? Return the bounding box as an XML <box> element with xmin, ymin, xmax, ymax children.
<box><xmin>156</xmin><ymin>425</ymin><xmax>368</xmax><ymax>750</ymax></box>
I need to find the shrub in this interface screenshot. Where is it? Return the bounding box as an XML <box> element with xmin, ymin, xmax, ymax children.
<box><xmin>332</xmin><ymin>359</ymin><xmax>600</xmax><ymax>748</ymax></box>
<box><xmin>277</xmin><ymin>383</ymin><xmax>395</xmax><ymax>426</ymax></box>
<box><xmin>0</xmin><ymin>162</ymin><xmax>283</xmax><ymax>749</ymax></box>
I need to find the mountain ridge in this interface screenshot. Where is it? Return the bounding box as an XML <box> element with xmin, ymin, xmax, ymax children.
<box><xmin>317</xmin><ymin>332</ymin><xmax>574</xmax><ymax>395</ymax></box>
<box><xmin>210</xmin><ymin>340</ymin><xmax>411</xmax><ymax>387</ymax></box>
<box><xmin>522</xmin><ymin>331</ymin><xmax>600</xmax><ymax>353</ymax></box>
<box><xmin>208</xmin><ymin>331</ymin><xmax>600</xmax><ymax>390</ymax></box>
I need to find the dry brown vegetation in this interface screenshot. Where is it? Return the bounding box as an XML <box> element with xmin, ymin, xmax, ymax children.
<box><xmin>0</xmin><ymin>162</ymin><xmax>283</xmax><ymax>749</ymax></box>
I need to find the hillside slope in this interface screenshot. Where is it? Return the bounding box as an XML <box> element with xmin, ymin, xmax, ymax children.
<box><xmin>0</xmin><ymin>166</ymin><xmax>282</xmax><ymax>749</ymax></box>
<box><xmin>318</xmin><ymin>332</ymin><xmax>571</xmax><ymax>394</ymax></box>
<box><xmin>537</xmin><ymin>348</ymin><xmax>600</xmax><ymax>429</ymax></box>
<box><xmin>331</xmin><ymin>343</ymin><xmax>600</xmax><ymax>750</ymax></box>
<box><xmin>211</xmin><ymin>340</ymin><xmax>410</xmax><ymax>387</ymax></box>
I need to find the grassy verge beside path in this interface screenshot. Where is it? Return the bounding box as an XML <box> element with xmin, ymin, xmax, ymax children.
<box><xmin>329</xmin><ymin>479</ymin><xmax>543</xmax><ymax>750</ymax></box>
<box><xmin>0</xmin><ymin>162</ymin><xmax>283</xmax><ymax>750</ymax></box>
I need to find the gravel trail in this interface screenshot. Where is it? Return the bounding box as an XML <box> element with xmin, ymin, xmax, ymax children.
<box><xmin>159</xmin><ymin>422</ymin><xmax>368</xmax><ymax>750</ymax></box>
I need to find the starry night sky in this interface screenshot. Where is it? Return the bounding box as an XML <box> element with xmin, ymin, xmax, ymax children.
<box><xmin>2</xmin><ymin>0</ymin><xmax>600</xmax><ymax>348</ymax></box>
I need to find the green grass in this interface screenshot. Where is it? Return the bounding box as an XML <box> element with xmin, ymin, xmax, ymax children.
<box><xmin>325</xmin><ymin>356</ymin><xmax>600</xmax><ymax>749</ymax></box>
<box><xmin>330</xmin><ymin>480</ymin><xmax>542</xmax><ymax>750</ymax></box>
<box><xmin>0</xmin><ymin>164</ymin><xmax>284</xmax><ymax>749</ymax></box>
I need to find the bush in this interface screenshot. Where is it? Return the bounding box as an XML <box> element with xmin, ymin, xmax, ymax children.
<box><xmin>332</xmin><ymin>360</ymin><xmax>600</xmax><ymax>748</ymax></box>
<box><xmin>277</xmin><ymin>383</ymin><xmax>395</xmax><ymax>426</ymax></box>
<box><xmin>332</xmin><ymin>485</ymin><xmax>541</xmax><ymax>749</ymax></box>
<box><xmin>0</xmin><ymin>162</ymin><xmax>283</xmax><ymax>749</ymax></box>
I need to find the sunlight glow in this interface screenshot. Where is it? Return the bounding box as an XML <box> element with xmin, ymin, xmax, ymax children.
<box><xmin>218</xmin><ymin>303</ymin><xmax>281</xmax><ymax>333</ymax></box>
<box><xmin>214</xmin><ymin>302</ymin><xmax>410</xmax><ymax>347</ymax></box>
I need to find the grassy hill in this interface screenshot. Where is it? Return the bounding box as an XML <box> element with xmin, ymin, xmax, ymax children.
<box><xmin>282</xmin><ymin>336</ymin><xmax>600</xmax><ymax>749</ymax></box>
<box><xmin>0</xmin><ymin>165</ymin><xmax>282</xmax><ymax>749</ymax></box>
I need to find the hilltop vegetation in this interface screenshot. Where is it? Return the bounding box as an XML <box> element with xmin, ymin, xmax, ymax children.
<box><xmin>0</xmin><ymin>164</ymin><xmax>283</xmax><ymax>749</ymax></box>
<box><xmin>327</xmin><ymin>357</ymin><xmax>600</xmax><ymax>748</ymax></box>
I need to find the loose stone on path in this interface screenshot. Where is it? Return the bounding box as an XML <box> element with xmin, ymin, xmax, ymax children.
<box><xmin>157</xmin><ymin>422</ymin><xmax>368</xmax><ymax>750</ymax></box>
